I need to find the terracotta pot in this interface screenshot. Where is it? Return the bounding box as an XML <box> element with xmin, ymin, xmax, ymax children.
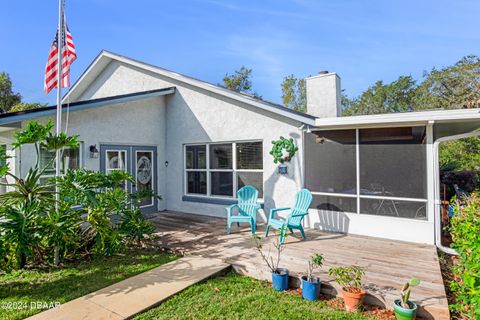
<box><xmin>341</xmin><ymin>287</ymin><xmax>366</xmax><ymax>311</ymax></box>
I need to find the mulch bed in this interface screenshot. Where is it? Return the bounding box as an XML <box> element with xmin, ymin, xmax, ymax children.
<box><xmin>285</xmin><ymin>288</ymin><xmax>397</xmax><ymax>320</ymax></box>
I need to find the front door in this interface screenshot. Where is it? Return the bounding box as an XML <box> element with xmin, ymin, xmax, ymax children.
<box><xmin>100</xmin><ymin>145</ymin><xmax>157</xmax><ymax>214</ymax></box>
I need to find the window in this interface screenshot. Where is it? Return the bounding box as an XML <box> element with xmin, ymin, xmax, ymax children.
<box><xmin>305</xmin><ymin>127</ymin><xmax>428</xmax><ymax>220</ymax></box>
<box><xmin>184</xmin><ymin>141</ymin><xmax>263</xmax><ymax>199</ymax></box>
<box><xmin>236</xmin><ymin>142</ymin><xmax>263</xmax><ymax>197</ymax></box>
<box><xmin>40</xmin><ymin>145</ymin><xmax>82</xmax><ymax>180</ymax></box>
<box><xmin>185</xmin><ymin>145</ymin><xmax>207</xmax><ymax>195</ymax></box>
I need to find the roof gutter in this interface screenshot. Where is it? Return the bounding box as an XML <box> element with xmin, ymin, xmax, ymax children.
<box><xmin>0</xmin><ymin>87</ymin><xmax>175</xmax><ymax>126</ymax></box>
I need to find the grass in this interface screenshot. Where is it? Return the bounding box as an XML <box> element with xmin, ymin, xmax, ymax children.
<box><xmin>135</xmin><ymin>270</ymin><xmax>375</xmax><ymax>320</ymax></box>
<box><xmin>0</xmin><ymin>249</ymin><xmax>177</xmax><ymax>320</ymax></box>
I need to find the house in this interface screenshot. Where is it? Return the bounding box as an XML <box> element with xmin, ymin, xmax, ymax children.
<box><xmin>0</xmin><ymin>50</ymin><xmax>479</xmax><ymax>247</ymax></box>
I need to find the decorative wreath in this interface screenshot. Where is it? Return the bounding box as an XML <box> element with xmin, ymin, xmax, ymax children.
<box><xmin>270</xmin><ymin>136</ymin><xmax>298</xmax><ymax>164</ymax></box>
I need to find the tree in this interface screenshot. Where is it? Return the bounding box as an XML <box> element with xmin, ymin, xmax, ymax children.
<box><xmin>281</xmin><ymin>74</ymin><xmax>306</xmax><ymax>112</ymax></box>
<box><xmin>342</xmin><ymin>76</ymin><xmax>417</xmax><ymax>116</ymax></box>
<box><xmin>10</xmin><ymin>103</ymin><xmax>47</xmax><ymax>113</ymax></box>
<box><xmin>342</xmin><ymin>55</ymin><xmax>480</xmax><ymax>116</ymax></box>
<box><xmin>0</xmin><ymin>72</ymin><xmax>21</xmax><ymax>113</ymax></box>
<box><xmin>415</xmin><ymin>55</ymin><xmax>480</xmax><ymax>110</ymax></box>
<box><xmin>222</xmin><ymin>66</ymin><xmax>253</xmax><ymax>93</ymax></box>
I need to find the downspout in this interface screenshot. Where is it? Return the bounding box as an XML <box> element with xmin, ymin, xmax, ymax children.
<box><xmin>433</xmin><ymin>130</ymin><xmax>480</xmax><ymax>255</ymax></box>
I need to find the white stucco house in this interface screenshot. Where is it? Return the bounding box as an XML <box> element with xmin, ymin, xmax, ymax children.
<box><xmin>0</xmin><ymin>50</ymin><xmax>479</xmax><ymax>248</ymax></box>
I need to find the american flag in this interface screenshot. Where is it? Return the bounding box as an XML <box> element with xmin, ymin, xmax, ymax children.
<box><xmin>44</xmin><ymin>14</ymin><xmax>76</xmax><ymax>94</ymax></box>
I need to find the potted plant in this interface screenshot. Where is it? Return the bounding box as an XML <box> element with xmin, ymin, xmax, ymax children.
<box><xmin>394</xmin><ymin>278</ymin><xmax>421</xmax><ymax>320</ymax></box>
<box><xmin>301</xmin><ymin>253</ymin><xmax>324</xmax><ymax>301</ymax></box>
<box><xmin>328</xmin><ymin>265</ymin><xmax>366</xmax><ymax>311</ymax></box>
<box><xmin>252</xmin><ymin>231</ymin><xmax>288</xmax><ymax>291</ymax></box>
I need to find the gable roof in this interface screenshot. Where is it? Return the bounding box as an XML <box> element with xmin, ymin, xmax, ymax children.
<box><xmin>0</xmin><ymin>87</ymin><xmax>175</xmax><ymax>126</ymax></box>
<box><xmin>64</xmin><ymin>50</ymin><xmax>317</xmax><ymax>126</ymax></box>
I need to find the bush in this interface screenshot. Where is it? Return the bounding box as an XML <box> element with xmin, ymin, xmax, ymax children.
<box><xmin>0</xmin><ymin>120</ymin><xmax>156</xmax><ymax>271</ymax></box>
<box><xmin>449</xmin><ymin>192</ymin><xmax>480</xmax><ymax>318</ymax></box>
<box><xmin>440</xmin><ymin>170</ymin><xmax>478</xmax><ymax>200</ymax></box>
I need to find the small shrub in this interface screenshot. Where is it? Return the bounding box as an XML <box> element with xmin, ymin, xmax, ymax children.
<box><xmin>449</xmin><ymin>192</ymin><xmax>480</xmax><ymax>319</ymax></box>
<box><xmin>252</xmin><ymin>230</ymin><xmax>286</xmax><ymax>273</ymax></box>
<box><xmin>328</xmin><ymin>265</ymin><xmax>364</xmax><ymax>294</ymax></box>
<box><xmin>305</xmin><ymin>253</ymin><xmax>324</xmax><ymax>282</ymax></box>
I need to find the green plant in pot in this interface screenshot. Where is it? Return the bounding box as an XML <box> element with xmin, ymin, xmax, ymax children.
<box><xmin>252</xmin><ymin>230</ymin><xmax>288</xmax><ymax>291</ymax></box>
<box><xmin>328</xmin><ymin>265</ymin><xmax>366</xmax><ymax>312</ymax></box>
<box><xmin>394</xmin><ymin>278</ymin><xmax>421</xmax><ymax>320</ymax></box>
<box><xmin>301</xmin><ymin>253</ymin><xmax>324</xmax><ymax>301</ymax></box>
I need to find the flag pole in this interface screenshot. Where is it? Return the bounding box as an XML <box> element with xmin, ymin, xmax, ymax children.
<box><xmin>55</xmin><ymin>0</ymin><xmax>64</xmax><ymax>187</ymax></box>
<box><xmin>53</xmin><ymin>0</ymin><xmax>65</xmax><ymax>267</ymax></box>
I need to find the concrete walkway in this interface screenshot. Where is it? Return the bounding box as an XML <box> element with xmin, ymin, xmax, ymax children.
<box><xmin>27</xmin><ymin>256</ymin><xmax>230</xmax><ymax>320</ymax></box>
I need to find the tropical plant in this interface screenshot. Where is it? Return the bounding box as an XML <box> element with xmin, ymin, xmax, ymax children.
<box><xmin>449</xmin><ymin>192</ymin><xmax>480</xmax><ymax>319</ymax></box>
<box><xmin>399</xmin><ymin>278</ymin><xmax>421</xmax><ymax>309</ymax></box>
<box><xmin>0</xmin><ymin>203</ymin><xmax>41</xmax><ymax>269</ymax></box>
<box><xmin>328</xmin><ymin>265</ymin><xmax>365</xmax><ymax>294</ymax></box>
<box><xmin>0</xmin><ymin>120</ymin><xmax>156</xmax><ymax>270</ymax></box>
<box><xmin>305</xmin><ymin>253</ymin><xmax>324</xmax><ymax>282</ymax></box>
<box><xmin>252</xmin><ymin>231</ymin><xmax>286</xmax><ymax>273</ymax></box>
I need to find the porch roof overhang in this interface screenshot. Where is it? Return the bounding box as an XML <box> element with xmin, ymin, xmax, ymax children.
<box><xmin>312</xmin><ymin>108</ymin><xmax>480</xmax><ymax>130</ymax></box>
<box><xmin>0</xmin><ymin>87</ymin><xmax>175</xmax><ymax>129</ymax></box>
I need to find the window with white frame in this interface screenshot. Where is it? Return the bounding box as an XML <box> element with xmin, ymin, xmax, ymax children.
<box><xmin>185</xmin><ymin>141</ymin><xmax>263</xmax><ymax>198</ymax></box>
<box><xmin>305</xmin><ymin>127</ymin><xmax>428</xmax><ymax>220</ymax></box>
<box><xmin>39</xmin><ymin>145</ymin><xmax>82</xmax><ymax>181</ymax></box>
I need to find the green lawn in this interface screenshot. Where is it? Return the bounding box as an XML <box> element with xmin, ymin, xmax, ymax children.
<box><xmin>135</xmin><ymin>271</ymin><xmax>375</xmax><ymax>320</ymax></box>
<box><xmin>0</xmin><ymin>249</ymin><xmax>177</xmax><ymax>320</ymax></box>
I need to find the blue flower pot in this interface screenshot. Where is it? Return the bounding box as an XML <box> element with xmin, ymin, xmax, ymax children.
<box><xmin>271</xmin><ymin>268</ymin><xmax>289</xmax><ymax>291</ymax></box>
<box><xmin>301</xmin><ymin>275</ymin><xmax>321</xmax><ymax>301</ymax></box>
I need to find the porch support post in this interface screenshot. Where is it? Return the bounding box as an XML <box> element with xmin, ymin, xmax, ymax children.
<box><xmin>426</xmin><ymin>121</ymin><xmax>436</xmax><ymax>243</ymax></box>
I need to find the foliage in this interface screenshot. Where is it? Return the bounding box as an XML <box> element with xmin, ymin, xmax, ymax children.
<box><xmin>252</xmin><ymin>232</ymin><xmax>286</xmax><ymax>273</ymax></box>
<box><xmin>9</xmin><ymin>103</ymin><xmax>47</xmax><ymax>113</ymax></box>
<box><xmin>135</xmin><ymin>270</ymin><xmax>374</xmax><ymax>320</ymax></box>
<box><xmin>328</xmin><ymin>265</ymin><xmax>365</xmax><ymax>293</ymax></box>
<box><xmin>270</xmin><ymin>136</ymin><xmax>298</xmax><ymax>164</ymax></box>
<box><xmin>440</xmin><ymin>170</ymin><xmax>478</xmax><ymax>201</ymax></box>
<box><xmin>222</xmin><ymin>66</ymin><xmax>253</xmax><ymax>93</ymax></box>
<box><xmin>0</xmin><ymin>72</ymin><xmax>21</xmax><ymax>113</ymax></box>
<box><xmin>342</xmin><ymin>76</ymin><xmax>417</xmax><ymax>116</ymax></box>
<box><xmin>400</xmin><ymin>278</ymin><xmax>421</xmax><ymax>309</ymax></box>
<box><xmin>0</xmin><ymin>120</ymin><xmax>156</xmax><ymax>270</ymax></box>
<box><xmin>306</xmin><ymin>253</ymin><xmax>324</xmax><ymax>282</ymax></box>
<box><xmin>415</xmin><ymin>55</ymin><xmax>480</xmax><ymax>110</ymax></box>
<box><xmin>343</xmin><ymin>55</ymin><xmax>480</xmax><ymax>116</ymax></box>
<box><xmin>0</xmin><ymin>250</ymin><xmax>177</xmax><ymax>320</ymax></box>
<box><xmin>56</xmin><ymin>169</ymin><xmax>156</xmax><ymax>256</ymax></box>
<box><xmin>0</xmin><ymin>204</ymin><xmax>40</xmax><ymax>269</ymax></box>
<box><xmin>449</xmin><ymin>192</ymin><xmax>480</xmax><ymax>319</ymax></box>
<box><xmin>439</xmin><ymin>136</ymin><xmax>480</xmax><ymax>196</ymax></box>
<box><xmin>281</xmin><ymin>74</ymin><xmax>307</xmax><ymax>112</ymax></box>
<box><xmin>0</xmin><ymin>72</ymin><xmax>47</xmax><ymax>114</ymax></box>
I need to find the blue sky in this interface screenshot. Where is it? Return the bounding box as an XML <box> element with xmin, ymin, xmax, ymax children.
<box><xmin>1</xmin><ymin>0</ymin><xmax>479</xmax><ymax>105</ymax></box>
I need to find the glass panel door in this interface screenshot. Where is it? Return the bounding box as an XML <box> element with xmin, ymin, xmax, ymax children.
<box><xmin>100</xmin><ymin>145</ymin><xmax>157</xmax><ymax>214</ymax></box>
<box><xmin>135</xmin><ymin>150</ymin><xmax>154</xmax><ymax>207</ymax></box>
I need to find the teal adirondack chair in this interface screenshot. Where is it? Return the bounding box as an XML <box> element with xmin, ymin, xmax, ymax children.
<box><xmin>226</xmin><ymin>186</ymin><xmax>261</xmax><ymax>235</ymax></box>
<box><xmin>265</xmin><ymin>189</ymin><xmax>313</xmax><ymax>244</ymax></box>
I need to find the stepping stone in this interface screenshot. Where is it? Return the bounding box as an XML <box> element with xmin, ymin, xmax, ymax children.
<box><xmin>27</xmin><ymin>256</ymin><xmax>230</xmax><ymax>320</ymax></box>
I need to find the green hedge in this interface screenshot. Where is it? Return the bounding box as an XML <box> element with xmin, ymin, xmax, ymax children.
<box><xmin>450</xmin><ymin>192</ymin><xmax>480</xmax><ymax>318</ymax></box>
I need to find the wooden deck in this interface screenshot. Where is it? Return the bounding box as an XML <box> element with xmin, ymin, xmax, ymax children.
<box><xmin>149</xmin><ymin>211</ymin><xmax>449</xmax><ymax>319</ymax></box>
